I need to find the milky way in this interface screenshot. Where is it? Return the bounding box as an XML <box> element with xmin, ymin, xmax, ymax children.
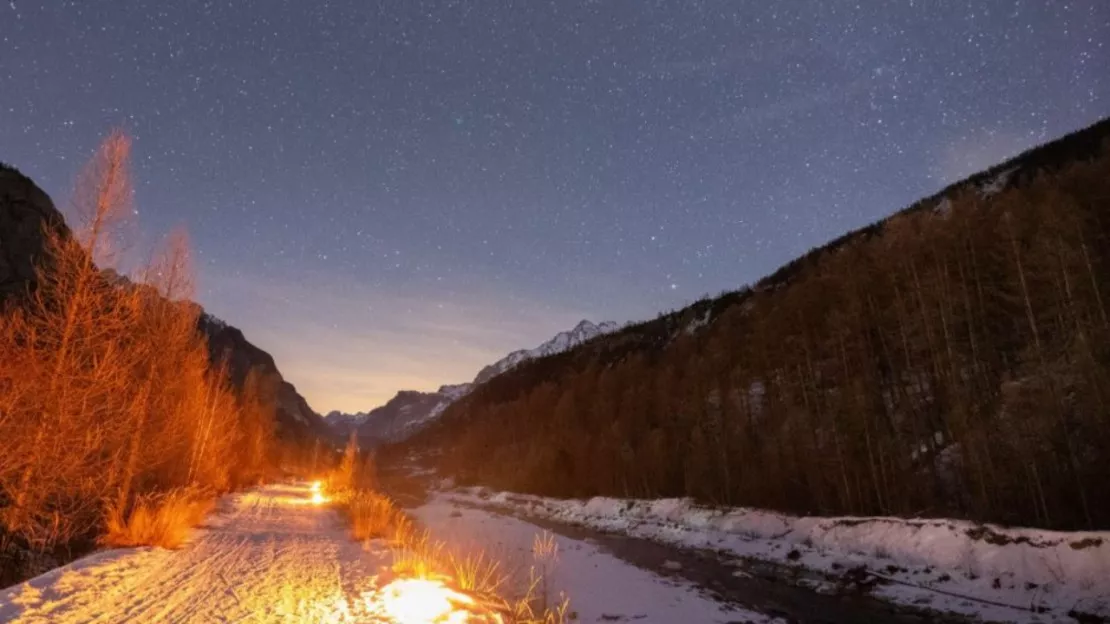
<box><xmin>2</xmin><ymin>1</ymin><xmax>1108</xmax><ymax>411</ymax></box>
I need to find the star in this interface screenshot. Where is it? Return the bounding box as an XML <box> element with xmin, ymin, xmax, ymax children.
<box><xmin>3</xmin><ymin>0</ymin><xmax>1106</xmax><ymax>412</ymax></box>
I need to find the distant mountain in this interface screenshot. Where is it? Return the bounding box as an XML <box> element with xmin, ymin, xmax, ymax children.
<box><xmin>334</xmin><ymin>320</ymin><xmax>621</xmax><ymax>443</ymax></box>
<box><xmin>351</xmin><ymin>384</ymin><xmax>470</xmax><ymax>445</ymax></box>
<box><xmin>324</xmin><ymin>410</ymin><xmax>371</xmax><ymax>436</ymax></box>
<box><xmin>473</xmin><ymin>320</ymin><xmax>621</xmax><ymax>385</ymax></box>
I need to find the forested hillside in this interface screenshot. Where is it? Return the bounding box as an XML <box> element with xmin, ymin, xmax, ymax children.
<box><xmin>398</xmin><ymin>118</ymin><xmax>1110</xmax><ymax>531</ymax></box>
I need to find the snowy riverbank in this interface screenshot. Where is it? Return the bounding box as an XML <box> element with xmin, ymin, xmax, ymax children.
<box><xmin>442</xmin><ymin>486</ymin><xmax>1110</xmax><ymax>623</ymax></box>
<box><xmin>411</xmin><ymin>493</ymin><xmax>781</xmax><ymax>623</ymax></box>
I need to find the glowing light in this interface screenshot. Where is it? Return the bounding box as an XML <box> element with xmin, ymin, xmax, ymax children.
<box><xmin>370</xmin><ymin>578</ymin><xmax>494</xmax><ymax>624</ymax></box>
<box><xmin>306</xmin><ymin>481</ymin><xmax>329</xmax><ymax>505</ymax></box>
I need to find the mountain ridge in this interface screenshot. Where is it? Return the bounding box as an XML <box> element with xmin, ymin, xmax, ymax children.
<box><xmin>473</xmin><ymin>319</ymin><xmax>621</xmax><ymax>385</ymax></box>
<box><xmin>388</xmin><ymin>116</ymin><xmax>1110</xmax><ymax>531</ymax></box>
<box><xmin>329</xmin><ymin>319</ymin><xmax>621</xmax><ymax>442</ymax></box>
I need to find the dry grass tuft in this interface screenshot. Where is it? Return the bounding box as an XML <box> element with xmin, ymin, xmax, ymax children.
<box><xmin>391</xmin><ymin>530</ymin><xmax>444</xmax><ymax>580</ymax></box>
<box><xmin>504</xmin><ymin>531</ymin><xmax>569</xmax><ymax>624</ymax></box>
<box><xmin>386</xmin><ymin>511</ymin><xmax>568</xmax><ymax>623</ymax></box>
<box><xmin>327</xmin><ymin>449</ymin><xmax>570</xmax><ymax>624</ymax></box>
<box><xmin>449</xmin><ymin>548</ymin><xmax>506</xmax><ymax>596</ymax></box>
<box><xmin>345</xmin><ymin>491</ymin><xmax>414</xmax><ymax>543</ymax></box>
<box><xmin>101</xmin><ymin>488</ymin><xmax>213</xmax><ymax>549</ymax></box>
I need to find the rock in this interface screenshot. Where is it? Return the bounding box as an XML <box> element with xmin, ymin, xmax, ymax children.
<box><xmin>0</xmin><ymin>164</ymin><xmax>70</xmax><ymax>306</ymax></box>
<box><xmin>199</xmin><ymin>313</ymin><xmax>335</xmax><ymax>444</ymax></box>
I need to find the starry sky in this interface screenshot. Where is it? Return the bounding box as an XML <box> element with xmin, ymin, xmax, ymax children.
<box><xmin>3</xmin><ymin>1</ymin><xmax>1108</xmax><ymax>413</ymax></box>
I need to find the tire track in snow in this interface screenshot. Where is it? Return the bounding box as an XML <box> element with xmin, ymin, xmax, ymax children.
<box><xmin>0</xmin><ymin>483</ymin><xmax>388</xmax><ymax>623</ymax></box>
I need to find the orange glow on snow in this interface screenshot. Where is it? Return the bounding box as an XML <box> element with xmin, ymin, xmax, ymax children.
<box><xmin>371</xmin><ymin>578</ymin><xmax>496</xmax><ymax>624</ymax></box>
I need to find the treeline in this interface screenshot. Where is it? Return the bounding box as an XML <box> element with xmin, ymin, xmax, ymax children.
<box><xmin>0</xmin><ymin>133</ymin><xmax>295</xmax><ymax>582</ymax></box>
<box><xmin>405</xmin><ymin>128</ymin><xmax>1110</xmax><ymax>530</ymax></box>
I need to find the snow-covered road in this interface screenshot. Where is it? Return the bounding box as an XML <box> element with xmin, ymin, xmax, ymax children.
<box><xmin>0</xmin><ymin>482</ymin><xmax>773</xmax><ymax>623</ymax></box>
<box><xmin>0</xmin><ymin>483</ymin><xmax>384</xmax><ymax>623</ymax></box>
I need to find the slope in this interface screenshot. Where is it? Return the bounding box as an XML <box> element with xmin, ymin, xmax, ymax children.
<box><xmin>395</xmin><ymin>117</ymin><xmax>1110</xmax><ymax>531</ymax></box>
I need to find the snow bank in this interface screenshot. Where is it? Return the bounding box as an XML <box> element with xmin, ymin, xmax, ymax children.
<box><xmin>412</xmin><ymin>494</ymin><xmax>780</xmax><ymax>624</ymax></box>
<box><xmin>449</xmin><ymin>489</ymin><xmax>1110</xmax><ymax>622</ymax></box>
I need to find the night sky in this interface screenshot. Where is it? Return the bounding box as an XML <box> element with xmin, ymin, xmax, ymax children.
<box><xmin>3</xmin><ymin>2</ymin><xmax>1108</xmax><ymax>412</ymax></box>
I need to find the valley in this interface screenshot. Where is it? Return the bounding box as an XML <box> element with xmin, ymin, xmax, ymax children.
<box><xmin>4</xmin><ymin>118</ymin><xmax>1110</xmax><ymax>623</ymax></box>
<box><xmin>2</xmin><ymin>2</ymin><xmax>1109</xmax><ymax>620</ymax></box>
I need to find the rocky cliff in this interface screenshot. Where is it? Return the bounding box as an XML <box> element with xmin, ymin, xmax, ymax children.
<box><xmin>198</xmin><ymin>314</ymin><xmax>333</xmax><ymax>443</ymax></box>
<box><xmin>0</xmin><ymin>164</ymin><xmax>69</xmax><ymax>306</ymax></box>
<box><xmin>0</xmin><ymin>164</ymin><xmax>331</xmax><ymax>446</ymax></box>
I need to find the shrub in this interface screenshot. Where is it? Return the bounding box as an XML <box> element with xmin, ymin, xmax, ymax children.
<box><xmin>101</xmin><ymin>488</ymin><xmax>214</xmax><ymax>549</ymax></box>
<box><xmin>449</xmin><ymin>548</ymin><xmax>506</xmax><ymax>596</ymax></box>
<box><xmin>345</xmin><ymin>491</ymin><xmax>412</xmax><ymax>543</ymax></box>
<box><xmin>332</xmin><ymin>453</ymin><xmax>570</xmax><ymax>623</ymax></box>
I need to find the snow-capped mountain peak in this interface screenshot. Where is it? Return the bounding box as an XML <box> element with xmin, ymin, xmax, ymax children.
<box><xmin>338</xmin><ymin>319</ymin><xmax>622</xmax><ymax>443</ymax></box>
<box><xmin>473</xmin><ymin>319</ymin><xmax>621</xmax><ymax>385</ymax></box>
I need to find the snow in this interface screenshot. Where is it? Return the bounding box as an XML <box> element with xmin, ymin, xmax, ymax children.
<box><xmin>979</xmin><ymin>166</ymin><xmax>1018</xmax><ymax>197</ymax></box>
<box><xmin>0</xmin><ymin>484</ymin><xmax>384</xmax><ymax>622</ymax></box>
<box><xmin>934</xmin><ymin>197</ymin><xmax>953</xmax><ymax>216</ymax></box>
<box><xmin>437</xmin><ymin>383</ymin><xmax>472</xmax><ymax>401</ymax></box>
<box><xmin>412</xmin><ymin>492</ymin><xmax>780</xmax><ymax>624</ymax></box>
<box><xmin>347</xmin><ymin>321</ymin><xmax>624</xmax><ymax>444</ymax></box>
<box><xmin>0</xmin><ymin>482</ymin><xmax>784</xmax><ymax>623</ymax></box>
<box><xmin>351</xmin><ymin>321</ymin><xmax>623</xmax><ymax>444</ymax></box>
<box><xmin>682</xmin><ymin>309</ymin><xmax>711</xmax><ymax>335</ymax></box>
<box><xmin>446</xmin><ymin>488</ymin><xmax>1110</xmax><ymax>623</ymax></box>
<box><xmin>472</xmin><ymin>320</ymin><xmax>621</xmax><ymax>384</ymax></box>
<box><xmin>409</xmin><ymin>384</ymin><xmax>475</xmax><ymax>431</ymax></box>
